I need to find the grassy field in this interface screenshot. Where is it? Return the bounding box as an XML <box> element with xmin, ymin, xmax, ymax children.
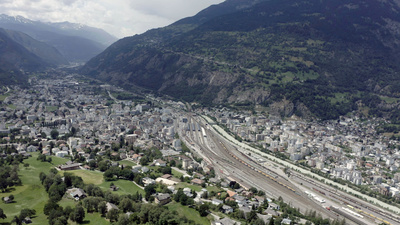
<box><xmin>206</xmin><ymin>185</ymin><xmax>222</xmax><ymax>193</ymax></box>
<box><xmin>0</xmin><ymin>153</ymin><xmax>69</xmax><ymax>224</ymax></box>
<box><xmin>58</xmin><ymin>199</ymin><xmax>109</xmax><ymax>225</ymax></box>
<box><xmin>45</xmin><ymin>106</ymin><xmax>59</xmax><ymax>112</ymax></box>
<box><xmin>60</xmin><ymin>168</ymin><xmax>145</xmax><ymax>195</ymax></box>
<box><xmin>0</xmin><ymin>94</ymin><xmax>9</xmax><ymax>101</ymax></box>
<box><xmin>60</xmin><ymin>170</ymin><xmax>104</xmax><ymax>185</ymax></box>
<box><xmin>81</xmin><ymin>212</ymin><xmax>109</xmax><ymax>225</ymax></box>
<box><xmin>171</xmin><ymin>168</ymin><xmax>184</xmax><ymax>178</ymax></box>
<box><xmin>175</xmin><ymin>183</ymin><xmax>203</xmax><ymax>192</ymax></box>
<box><xmin>379</xmin><ymin>95</ymin><xmax>400</xmax><ymax>104</ymax></box>
<box><xmin>6</xmin><ymin>105</ymin><xmax>16</xmax><ymax>110</ymax></box>
<box><xmin>98</xmin><ymin>179</ymin><xmax>145</xmax><ymax>195</ymax></box>
<box><xmin>167</xmin><ymin>202</ymin><xmax>211</xmax><ymax>225</ymax></box>
<box><xmin>0</xmin><ymin>153</ymin><xmax>211</xmax><ymax>224</ymax></box>
<box><xmin>119</xmin><ymin>160</ymin><xmax>137</xmax><ymax>167</ymax></box>
<box><xmin>58</xmin><ymin>198</ymin><xmax>76</xmax><ymax>208</ymax></box>
<box><xmin>0</xmin><ymin>154</ymin><xmax>147</xmax><ymax>224</ymax></box>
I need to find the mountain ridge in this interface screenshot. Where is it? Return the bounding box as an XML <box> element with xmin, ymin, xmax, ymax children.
<box><xmin>81</xmin><ymin>0</ymin><xmax>400</xmax><ymax>120</ymax></box>
<box><xmin>3</xmin><ymin>29</ymin><xmax>68</xmax><ymax>66</ymax></box>
<box><xmin>0</xmin><ymin>28</ymin><xmax>50</xmax><ymax>85</ymax></box>
<box><xmin>0</xmin><ymin>14</ymin><xmax>118</xmax><ymax>63</ymax></box>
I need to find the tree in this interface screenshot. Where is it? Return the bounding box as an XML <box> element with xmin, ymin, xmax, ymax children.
<box><xmin>48</xmin><ymin>182</ymin><xmax>66</xmax><ymax>202</ymax></box>
<box><xmin>70</xmin><ymin>205</ymin><xmax>85</xmax><ymax>223</ymax></box>
<box><xmin>268</xmin><ymin>217</ymin><xmax>274</xmax><ymax>225</ymax></box>
<box><xmin>98</xmin><ymin>201</ymin><xmax>107</xmax><ymax>216</ymax></box>
<box><xmin>161</xmin><ymin>166</ymin><xmax>172</xmax><ymax>175</ymax></box>
<box><xmin>201</xmin><ymin>191</ymin><xmax>208</xmax><ymax>199</ymax></box>
<box><xmin>41</xmin><ymin>132</ymin><xmax>47</xmax><ymax>139</ymax></box>
<box><xmin>120</xmin><ymin>168</ymin><xmax>134</xmax><ymax>180</ymax></box>
<box><xmin>52</xmin><ymin>216</ymin><xmax>68</xmax><ymax>225</ymax></box>
<box><xmin>0</xmin><ymin>178</ymin><xmax>8</xmax><ymax>192</ymax></box>
<box><xmin>63</xmin><ymin>206</ymin><xmax>73</xmax><ymax>218</ymax></box>
<box><xmin>117</xmin><ymin>214</ymin><xmax>131</xmax><ymax>225</ymax></box>
<box><xmin>144</xmin><ymin>184</ymin><xmax>156</xmax><ymax>201</ymax></box>
<box><xmin>198</xmin><ymin>204</ymin><xmax>209</xmax><ymax>217</ymax></box>
<box><xmin>44</xmin><ymin>201</ymin><xmax>61</xmax><ymax>215</ymax></box>
<box><xmin>249</xmin><ymin>187</ymin><xmax>258</xmax><ymax>194</ymax></box>
<box><xmin>70</xmin><ymin>127</ymin><xmax>77</xmax><ymax>136</ymax></box>
<box><xmin>50</xmin><ymin>129</ymin><xmax>59</xmax><ymax>139</ymax></box>
<box><xmin>64</xmin><ymin>173</ymin><xmax>73</xmax><ymax>187</ymax></box>
<box><xmin>12</xmin><ymin>209</ymin><xmax>35</xmax><ymax>225</ymax></box>
<box><xmin>253</xmin><ymin>218</ymin><xmax>265</xmax><ymax>225</ymax></box>
<box><xmin>246</xmin><ymin>210</ymin><xmax>257</xmax><ymax>223</ymax></box>
<box><xmin>98</xmin><ymin>161</ymin><xmax>109</xmax><ymax>172</ymax></box>
<box><xmin>19</xmin><ymin>209</ymin><xmax>35</xmax><ymax>219</ymax></box>
<box><xmin>104</xmin><ymin>169</ymin><xmax>116</xmax><ymax>181</ymax></box>
<box><xmin>106</xmin><ymin>208</ymin><xmax>119</xmax><ymax>222</ymax></box>
<box><xmin>37</xmin><ymin>154</ymin><xmax>47</xmax><ymax>162</ymax></box>
<box><xmin>12</xmin><ymin>215</ymin><xmax>22</xmax><ymax>225</ymax></box>
<box><xmin>0</xmin><ymin>208</ymin><xmax>6</xmax><ymax>219</ymax></box>
<box><xmin>140</xmin><ymin>156</ymin><xmax>149</xmax><ymax>166</ymax></box>
<box><xmin>119</xmin><ymin>198</ymin><xmax>133</xmax><ymax>213</ymax></box>
<box><xmin>48</xmin><ymin>209</ymin><xmax>67</xmax><ymax>225</ymax></box>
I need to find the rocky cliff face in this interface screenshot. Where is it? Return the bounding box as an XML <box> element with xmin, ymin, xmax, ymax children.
<box><xmin>81</xmin><ymin>0</ymin><xmax>400</xmax><ymax>120</ymax></box>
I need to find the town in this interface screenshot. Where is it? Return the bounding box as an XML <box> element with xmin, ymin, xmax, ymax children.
<box><xmin>1</xmin><ymin>73</ymin><xmax>400</xmax><ymax>225</ymax></box>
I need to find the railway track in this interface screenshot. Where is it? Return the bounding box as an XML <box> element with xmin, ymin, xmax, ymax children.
<box><xmin>219</xmin><ymin>141</ymin><xmax>298</xmax><ymax>193</ymax></box>
<box><xmin>186</xmin><ymin>119</ymin><xmax>338</xmax><ymax>220</ymax></box>
<box><xmin>291</xmin><ymin>173</ymin><xmax>400</xmax><ymax>225</ymax></box>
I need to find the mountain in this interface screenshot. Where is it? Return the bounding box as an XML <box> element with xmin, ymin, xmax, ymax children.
<box><xmin>81</xmin><ymin>0</ymin><xmax>400</xmax><ymax>120</ymax></box>
<box><xmin>0</xmin><ymin>14</ymin><xmax>118</xmax><ymax>63</ymax></box>
<box><xmin>0</xmin><ymin>28</ymin><xmax>50</xmax><ymax>85</ymax></box>
<box><xmin>2</xmin><ymin>29</ymin><xmax>68</xmax><ymax>66</ymax></box>
<box><xmin>48</xmin><ymin>21</ymin><xmax>117</xmax><ymax>46</ymax></box>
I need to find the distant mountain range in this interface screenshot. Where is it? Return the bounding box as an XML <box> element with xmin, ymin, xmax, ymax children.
<box><xmin>3</xmin><ymin>29</ymin><xmax>68</xmax><ymax>66</ymax></box>
<box><xmin>0</xmin><ymin>28</ymin><xmax>43</xmax><ymax>86</ymax></box>
<box><xmin>81</xmin><ymin>0</ymin><xmax>400</xmax><ymax>120</ymax></box>
<box><xmin>0</xmin><ymin>14</ymin><xmax>117</xmax><ymax>63</ymax></box>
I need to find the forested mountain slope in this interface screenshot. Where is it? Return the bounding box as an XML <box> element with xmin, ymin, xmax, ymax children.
<box><xmin>82</xmin><ymin>0</ymin><xmax>400</xmax><ymax>120</ymax></box>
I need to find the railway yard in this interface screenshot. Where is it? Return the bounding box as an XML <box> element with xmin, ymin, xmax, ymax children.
<box><xmin>179</xmin><ymin>116</ymin><xmax>340</xmax><ymax>222</ymax></box>
<box><xmin>176</xmin><ymin>114</ymin><xmax>400</xmax><ymax>225</ymax></box>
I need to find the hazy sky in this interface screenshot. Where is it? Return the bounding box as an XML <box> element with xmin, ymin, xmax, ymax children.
<box><xmin>0</xmin><ymin>0</ymin><xmax>225</xmax><ymax>38</ymax></box>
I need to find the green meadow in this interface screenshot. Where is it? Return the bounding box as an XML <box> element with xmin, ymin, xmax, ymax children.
<box><xmin>0</xmin><ymin>153</ymin><xmax>210</xmax><ymax>224</ymax></box>
<box><xmin>0</xmin><ymin>153</ymin><xmax>68</xmax><ymax>224</ymax></box>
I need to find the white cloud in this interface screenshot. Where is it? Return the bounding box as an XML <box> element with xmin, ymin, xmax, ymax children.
<box><xmin>0</xmin><ymin>0</ymin><xmax>224</xmax><ymax>38</ymax></box>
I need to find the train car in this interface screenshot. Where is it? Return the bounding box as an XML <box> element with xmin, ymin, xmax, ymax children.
<box><xmin>201</xmin><ymin>127</ymin><xmax>207</xmax><ymax>137</ymax></box>
<box><xmin>197</xmin><ymin>123</ymin><xmax>201</xmax><ymax>131</ymax></box>
<box><xmin>191</xmin><ymin>123</ymin><xmax>196</xmax><ymax>131</ymax></box>
<box><xmin>331</xmin><ymin>207</ymin><xmax>367</xmax><ymax>225</ymax></box>
<box><xmin>315</xmin><ymin>197</ymin><xmax>325</xmax><ymax>204</ymax></box>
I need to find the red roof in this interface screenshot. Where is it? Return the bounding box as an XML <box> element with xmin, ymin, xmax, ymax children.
<box><xmin>227</xmin><ymin>190</ymin><xmax>237</xmax><ymax>197</ymax></box>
